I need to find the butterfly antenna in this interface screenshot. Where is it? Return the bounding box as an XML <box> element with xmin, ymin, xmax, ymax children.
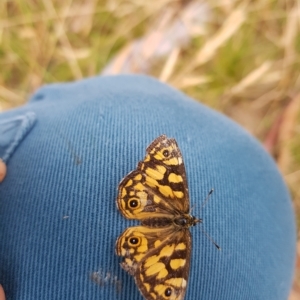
<box><xmin>197</xmin><ymin>189</ymin><xmax>220</xmax><ymax>250</ymax></box>
<box><xmin>200</xmin><ymin>226</ymin><xmax>221</xmax><ymax>250</ymax></box>
<box><xmin>190</xmin><ymin>189</ymin><xmax>220</xmax><ymax>249</ymax></box>
<box><xmin>200</xmin><ymin>188</ymin><xmax>214</xmax><ymax>210</ymax></box>
<box><xmin>190</xmin><ymin>188</ymin><xmax>214</xmax><ymax>213</ymax></box>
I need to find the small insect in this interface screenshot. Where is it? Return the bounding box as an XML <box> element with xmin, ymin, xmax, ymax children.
<box><xmin>115</xmin><ymin>135</ymin><xmax>218</xmax><ymax>300</ymax></box>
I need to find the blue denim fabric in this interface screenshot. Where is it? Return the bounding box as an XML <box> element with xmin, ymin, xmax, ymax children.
<box><xmin>0</xmin><ymin>75</ymin><xmax>296</xmax><ymax>299</ymax></box>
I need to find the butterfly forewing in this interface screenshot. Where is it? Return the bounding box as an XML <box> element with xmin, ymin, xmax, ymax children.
<box><xmin>116</xmin><ymin>135</ymin><xmax>190</xmax><ymax>220</ymax></box>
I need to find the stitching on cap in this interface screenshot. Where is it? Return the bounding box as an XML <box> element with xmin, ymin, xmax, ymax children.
<box><xmin>0</xmin><ymin>111</ymin><xmax>36</xmax><ymax>163</ymax></box>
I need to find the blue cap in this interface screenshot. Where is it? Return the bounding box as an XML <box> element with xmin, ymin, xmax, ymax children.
<box><xmin>0</xmin><ymin>75</ymin><xmax>296</xmax><ymax>299</ymax></box>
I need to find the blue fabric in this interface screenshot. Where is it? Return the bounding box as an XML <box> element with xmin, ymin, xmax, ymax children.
<box><xmin>0</xmin><ymin>112</ymin><xmax>36</xmax><ymax>163</ymax></box>
<box><xmin>0</xmin><ymin>75</ymin><xmax>296</xmax><ymax>299</ymax></box>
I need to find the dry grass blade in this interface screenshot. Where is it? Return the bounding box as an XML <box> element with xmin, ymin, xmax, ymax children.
<box><xmin>159</xmin><ymin>47</ymin><xmax>180</xmax><ymax>82</ymax></box>
<box><xmin>0</xmin><ymin>86</ymin><xmax>24</xmax><ymax>112</ymax></box>
<box><xmin>177</xmin><ymin>75</ymin><xmax>211</xmax><ymax>89</ymax></box>
<box><xmin>42</xmin><ymin>0</ymin><xmax>83</xmax><ymax>79</ymax></box>
<box><xmin>0</xmin><ymin>5</ymin><xmax>104</xmax><ymax>29</ymax></box>
<box><xmin>230</xmin><ymin>61</ymin><xmax>273</xmax><ymax>95</ymax></box>
<box><xmin>281</xmin><ymin>4</ymin><xmax>299</xmax><ymax>60</ymax></box>
<box><xmin>279</xmin><ymin>4</ymin><xmax>299</xmax><ymax>92</ymax></box>
<box><xmin>195</xmin><ymin>5</ymin><xmax>246</xmax><ymax>66</ymax></box>
<box><xmin>173</xmin><ymin>4</ymin><xmax>247</xmax><ymax>85</ymax></box>
<box><xmin>0</xmin><ymin>86</ymin><xmax>24</xmax><ymax>103</ymax></box>
<box><xmin>278</xmin><ymin>94</ymin><xmax>300</xmax><ymax>173</ymax></box>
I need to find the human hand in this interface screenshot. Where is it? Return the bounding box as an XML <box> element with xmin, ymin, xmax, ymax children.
<box><xmin>0</xmin><ymin>159</ymin><xmax>6</xmax><ymax>182</ymax></box>
<box><xmin>0</xmin><ymin>285</ymin><xmax>5</xmax><ymax>300</ymax></box>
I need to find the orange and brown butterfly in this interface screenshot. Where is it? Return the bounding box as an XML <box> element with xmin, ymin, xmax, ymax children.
<box><xmin>115</xmin><ymin>134</ymin><xmax>202</xmax><ymax>300</ymax></box>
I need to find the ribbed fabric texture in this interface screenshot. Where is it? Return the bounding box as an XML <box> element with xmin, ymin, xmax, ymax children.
<box><xmin>0</xmin><ymin>75</ymin><xmax>296</xmax><ymax>299</ymax></box>
<box><xmin>0</xmin><ymin>112</ymin><xmax>36</xmax><ymax>162</ymax></box>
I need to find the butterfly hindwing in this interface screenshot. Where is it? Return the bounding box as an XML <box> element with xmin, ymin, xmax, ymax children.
<box><xmin>115</xmin><ymin>226</ymin><xmax>173</xmax><ymax>275</ymax></box>
<box><xmin>116</xmin><ymin>225</ymin><xmax>191</xmax><ymax>300</ymax></box>
<box><xmin>116</xmin><ymin>135</ymin><xmax>190</xmax><ymax>220</ymax></box>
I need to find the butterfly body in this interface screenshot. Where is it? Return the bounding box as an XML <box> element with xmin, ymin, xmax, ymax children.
<box><xmin>116</xmin><ymin>135</ymin><xmax>199</xmax><ymax>300</ymax></box>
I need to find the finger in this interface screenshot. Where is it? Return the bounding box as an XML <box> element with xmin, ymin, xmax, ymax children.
<box><xmin>0</xmin><ymin>159</ymin><xmax>7</xmax><ymax>182</ymax></box>
<box><xmin>0</xmin><ymin>285</ymin><xmax>5</xmax><ymax>300</ymax></box>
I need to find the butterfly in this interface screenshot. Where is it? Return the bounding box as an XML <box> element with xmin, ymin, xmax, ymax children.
<box><xmin>115</xmin><ymin>135</ymin><xmax>210</xmax><ymax>300</ymax></box>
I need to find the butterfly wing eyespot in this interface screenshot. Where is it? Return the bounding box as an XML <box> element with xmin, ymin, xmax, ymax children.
<box><xmin>128</xmin><ymin>236</ymin><xmax>141</xmax><ymax>246</ymax></box>
<box><xmin>163</xmin><ymin>150</ymin><xmax>170</xmax><ymax>157</ymax></box>
<box><xmin>165</xmin><ymin>287</ymin><xmax>172</xmax><ymax>297</ymax></box>
<box><xmin>116</xmin><ymin>135</ymin><xmax>193</xmax><ymax>300</ymax></box>
<box><xmin>128</xmin><ymin>198</ymin><xmax>140</xmax><ymax>209</ymax></box>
